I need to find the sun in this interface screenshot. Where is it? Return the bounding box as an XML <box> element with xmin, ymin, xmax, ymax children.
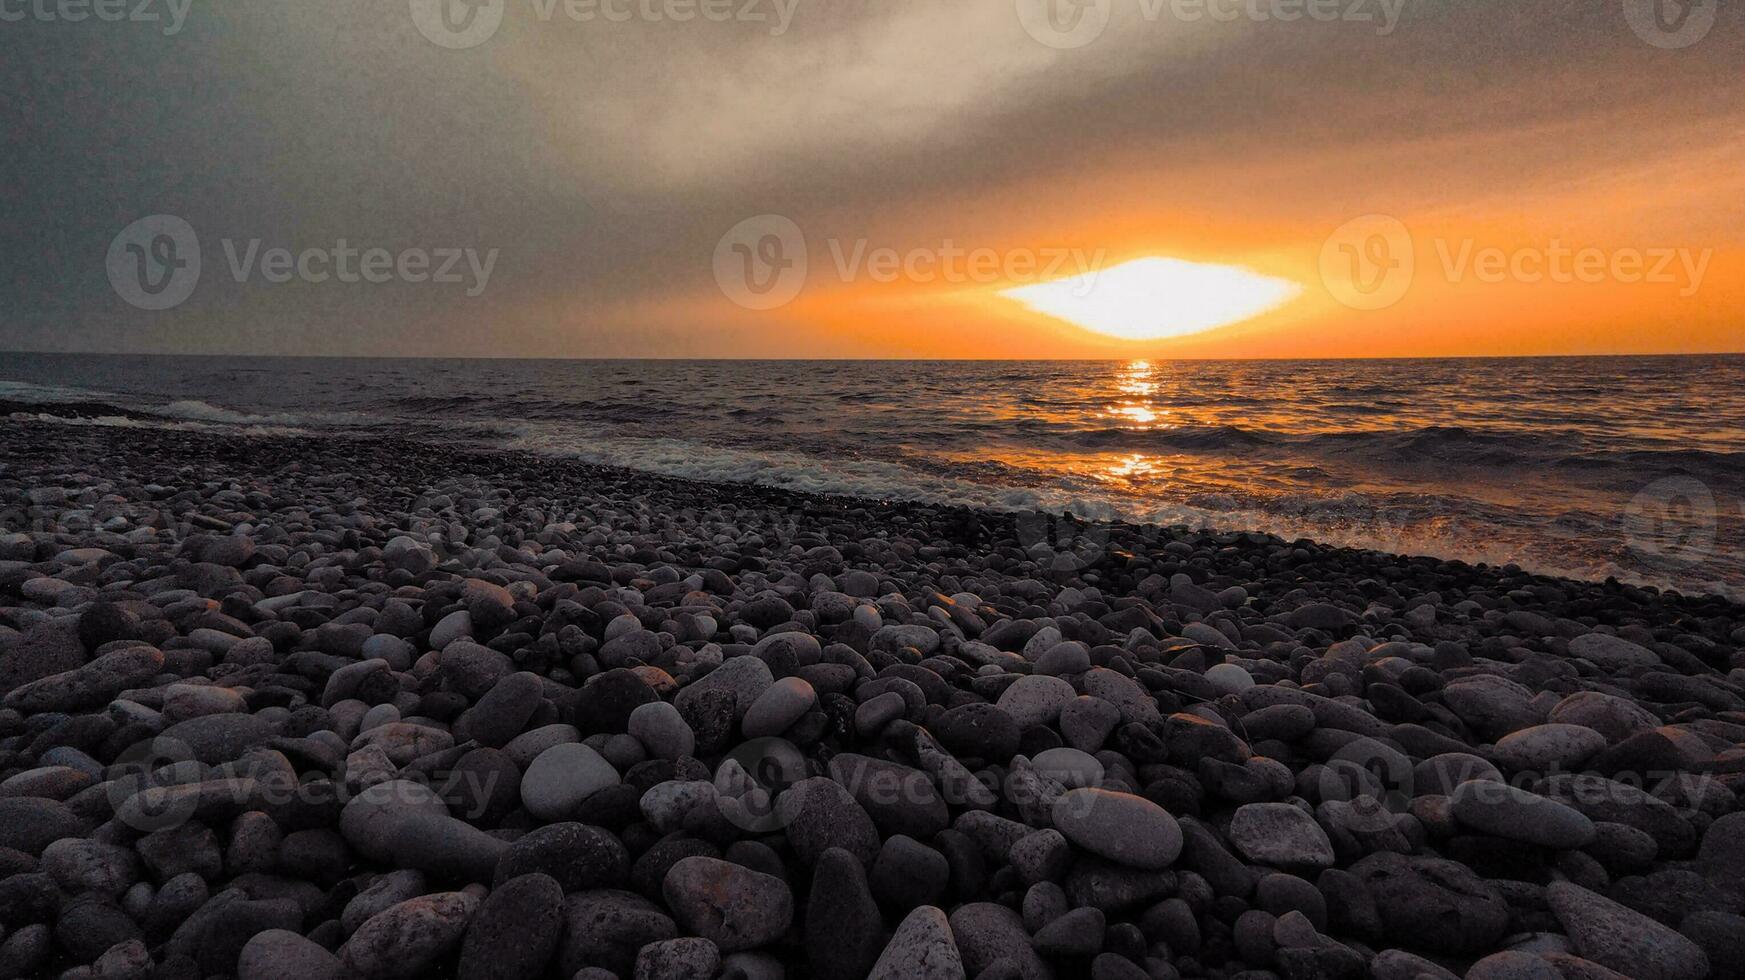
<box><xmin>1001</xmin><ymin>256</ymin><xmax>1303</xmax><ymax>340</ymax></box>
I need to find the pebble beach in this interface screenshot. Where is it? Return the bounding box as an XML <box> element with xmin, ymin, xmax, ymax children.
<box><xmin>3</xmin><ymin>414</ymin><xmax>1744</xmax><ymax>980</ymax></box>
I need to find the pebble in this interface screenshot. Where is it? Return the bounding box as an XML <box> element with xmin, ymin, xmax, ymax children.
<box><xmin>829</xmin><ymin>752</ymin><xmax>949</xmax><ymax>839</ymax></box>
<box><xmin>628</xmin><ymin>701</ymin><xmax>694</xmax><ymax>759</ymax></box>
<box><xmin>661</xmin><ymin>856</ymin><xmax>793</xmax><ymax>952</ymax></box>
<box><xmin>869</xmin><ymin>834</ymin><xmax>950</xmax><ymax>908</ymax></box>
<box><xmin>1490</xmin><ymin>723</ymin><xmax>1607</xmax><ymax>772</ymax></box>
<box><xmin>1205</xmin><ymin>662</ymin><xmax>1255</xmax><ymax>694</ymax></box>
<box><xmin>1568</xmin><ymin>632</ymin><xmax>1662</xmax><ymax>669</ymax></box>
<box><xmin>1449</xmin><ymin>780</ymin><xmax>1596</xmax><ymax>849</ymax></box>
<box><xmin>806</xmin><ymin>848</ymin><xmax>887</xmax><ymax>980</ymax></box>
<box><xmin>1465</xmin><ymin>951</ymin><xmax>1564</xmax><ymax>980</ymax></box>
<box><xmin>1051</xmin><ymin>788</ymin><xmax>1182</xmax><ymax>870</ymax></box>
<box><xmin>0</xmin><ymin>419</ymin><xmax>1738</xmax><ymax>980</ymax></box>
<box><xmin>740</xmin><ymin>676</ymin><xmax>817</xmax><ymax>737</ymax></box>
<box><xmin>1226</xmin><ymin>802</ymin><xmax>1336</xmax><ymax>870</ymax></box>
<box><xmin>456</xmin><ymin>873</ymin><xmax>566</xmax><ymax>980</ymax></box>
<box><xmin>1350</xmin><ymin>851</ymin><xmax>1510</xmax><ymax>955</ymax></box>
<box><xmin>559</xmin><ymin>890</ymin><xmax>677</xmax><ymax>977</ymax></box>
<box><xmin>674</xmin><ymin>655</ymin><xmax>774</xmax><ymax>723</ymax></box>
<box><xmin>520</xmin><ymin>742</ymin><xmax>620</xmax><ymax>821</ymax></box>
<box><xmin>634</xmin><ymin>937</ymin><xmax>721</xmax><ymax>980</ymax></box>
<box><xmin>951</xmin><ymin>902</ymin><xmax>1050</xmax><ymax>980</ymax></box>
<box><xmin>452</xmin><ymin>671</ymin><xmax>545</xmax><ymax>748</ymax></box>
<box><xmin>997</xmin><ymin>675</ymin><xmax>1077</xmax><ymax>728</ymax></box>
<box><xmin>1547</xmin><ymin>881</ymin><xmax>1710</xmax><ymax>980</ymax></box>
<box><xmin>493</xmin><ymin>823</ymin><xmax>628</xmax><ymax>891</ymax></box>
<box><xmin>237</xmin><ymin>930</ymin><xmax>343</xmax><ymax>980</ymax></box>
<box><xmin>867</xmin><ymin>906</ymin><xmax>964</xmax><ymax>980</ymax></box>
<box><xmin>1548</xmin><ymin>692</ymin><xmax>1661</xmax><ymax>743</ymax></box>
<box><xmin>340</xmin><ymin>892</ymin><xmax>479</xmax><ymax>978</ymax></box>
<box><xmin>1031</xmin><ymin>746</ymin><xmax>1104</xmax><ymax>787</ymax></box>
<box><xmin>777</xmin><ymin>775</ymin><xmax>882</xmax><ymax>865</ymax></box>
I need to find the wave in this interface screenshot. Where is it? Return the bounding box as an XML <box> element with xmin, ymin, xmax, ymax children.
<box><xmin>9</xmin><ymin>410</ymin><xmax>316</xmax><ymax>438</ymax></box>
<box><xmin>378</xmin><ymin>394</ymin><xmax>493</xmax><ymax>413</ymax></box>
<box><xmin>0</xmin><ymin>379</ymin><xmax>133</xmax><ymax>405</ymax></box>
<box><xmin>498</xmin><ymin>429</ymin><xmax>1729</xmax><ymax>595</ymax></box>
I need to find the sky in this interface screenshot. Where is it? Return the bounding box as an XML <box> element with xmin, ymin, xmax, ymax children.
<box><xmin>2</xmin><ymin>0</ymin><xmax>1742</xmax><ymax>358</ymax></box>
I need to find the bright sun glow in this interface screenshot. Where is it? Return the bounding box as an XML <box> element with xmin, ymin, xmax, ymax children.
<box><xmin>1001</xmin><ymin>257</ymin><xmax>1303</xmax><ymax>340</ymax></box>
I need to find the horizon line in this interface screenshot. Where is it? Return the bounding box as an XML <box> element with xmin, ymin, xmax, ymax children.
<box><xmin>3</xmin><ymin>349</ymin><xmax>1743</xmax><ymax>364</ymax></box>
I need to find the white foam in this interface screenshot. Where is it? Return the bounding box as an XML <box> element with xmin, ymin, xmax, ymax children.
<box><xmin>503</xmin><ymin>429</ymin><xmax>1723</xmax><ymax>595</ymax></box>
<box><xmin>0</xmin><ymin>379</ymin><xmax>127</xmax><ymax>403</ymax></box>
<box><xmin>11</xmin><ymin>412</ymin><xmax>316</xmax><ymax>438</ymax></box>
<box><xmin>152</xmin><ymin>399</ymin><xmax>373</xmax><ymax>427</ymax></box>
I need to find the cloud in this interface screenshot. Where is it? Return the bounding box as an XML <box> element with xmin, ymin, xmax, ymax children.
<box><xmin>0</xmin><ymin>0</ymin><xmax>1739</xmax><ymax>355</ymax></box>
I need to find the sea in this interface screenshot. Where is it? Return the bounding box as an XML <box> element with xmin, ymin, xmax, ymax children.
<box><xmin>2</xmin><ymin>353</ymin><xmax>1741</xmax><ymax>598</ymax></box>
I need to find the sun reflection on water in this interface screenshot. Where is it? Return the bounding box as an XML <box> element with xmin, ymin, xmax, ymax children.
<box><xmin>1118</xmin><ymin>359</ymin><xmax>1158</xmax><ymax>397</ymax></box>
<box><xmin>1110</xmin><ymin>360</ymin><xmax>1164</xmax><ymax>428</ymax></box>
<box><xmin>1107</xmin><ymin>453</ymin><xmax>1158</xmax><ymax>482</ymax></box>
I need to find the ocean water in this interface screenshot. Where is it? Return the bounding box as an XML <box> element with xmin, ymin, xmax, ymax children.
<box><xmin>2</xmin><ymin>353</ymin><xmax>1742</xmax><ymax>597</ymax></box>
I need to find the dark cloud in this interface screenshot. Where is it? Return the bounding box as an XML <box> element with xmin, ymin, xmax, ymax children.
<box><xmin>2</xmin><ymin>0</ymin><xmax>1739</xmax><ymax>355</ymax></box>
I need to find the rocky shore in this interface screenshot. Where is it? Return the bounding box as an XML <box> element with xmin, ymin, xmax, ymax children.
<box><xmin>1</xmin><ymin>415</ymin><xmax>1743</xmax><ymax>980</ymax></box>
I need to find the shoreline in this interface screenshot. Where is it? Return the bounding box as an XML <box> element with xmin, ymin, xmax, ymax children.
<box><xmin>3</xmin><ymin>406</ymin><xmax>1738</xmax><ymax>606</ymax></box>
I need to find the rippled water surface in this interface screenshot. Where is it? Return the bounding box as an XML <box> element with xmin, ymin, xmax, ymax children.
<box><xmin>3</xmin><ymin>354</ymin><xmax>1741</xmax><ymax>596</ymax></box>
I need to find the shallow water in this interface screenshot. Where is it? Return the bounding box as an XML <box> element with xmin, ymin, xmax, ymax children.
<box><xmin>3</xmin><ymin>353</ymin><xmax>1741</xmax><ymax>596</ymax></box>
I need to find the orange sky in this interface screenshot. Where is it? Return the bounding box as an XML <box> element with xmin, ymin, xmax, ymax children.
<box><xmin>10</xmin><ymin>0</ymin><xmax>1743</xmax><ymax>358</ymax></box>
<box><xmin>650</xmin><ymin>108</ymin><xmax>1745</xmax><ymax>359</ymax></box>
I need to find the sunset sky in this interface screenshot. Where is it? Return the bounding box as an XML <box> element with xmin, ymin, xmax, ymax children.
<box><xmin>4</xmin><ymin>0</ymin><xmax>1742</xmax><ymax>358</ymax></box>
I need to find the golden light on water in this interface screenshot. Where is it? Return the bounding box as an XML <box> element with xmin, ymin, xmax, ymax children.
<box><xmin>1118</xmin><ymin>359</ymin><xmax>1158</xmax><ymax>397</ymax></box>
<box><xmin>1107</xmin><ymin>453</ymin><xmax>1159</xmax><ymax>482</ymax></box>
<box><xmin>1001</xmin><ymin>257</ymin><xmax>1304</xmax><ymax>341</ymax></box>
<box><xmin>1111</xmin><ymin>360</ymin><xmax>1163</xmax><ymax>427</ymax></box>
